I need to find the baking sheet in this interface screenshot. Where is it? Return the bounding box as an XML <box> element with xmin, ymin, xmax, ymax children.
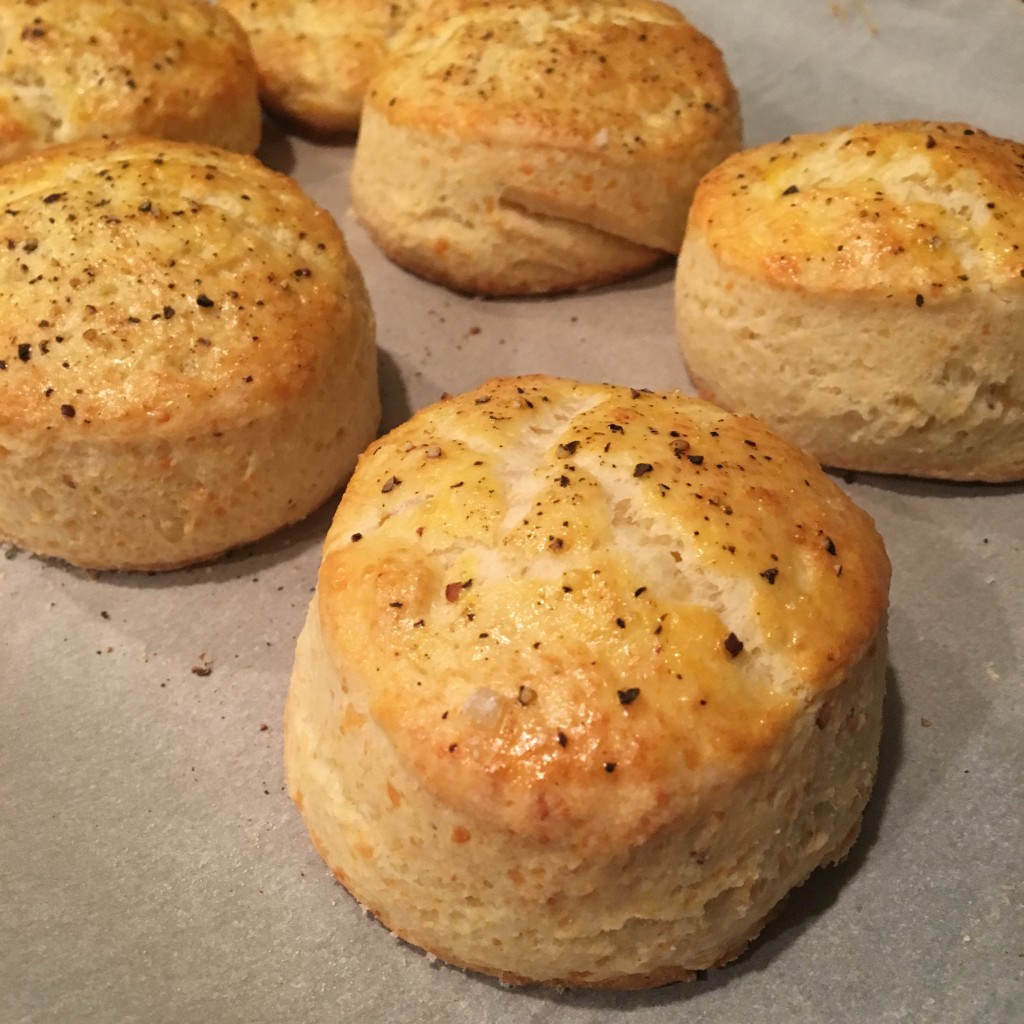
<box><xmin>2</xmin><ymin>1</ymin><xmax>1022</xmax><ymax>1021</ymax></box>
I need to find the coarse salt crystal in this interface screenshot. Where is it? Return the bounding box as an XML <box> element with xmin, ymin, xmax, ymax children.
<box><xmin>462</xmin><ymin>687</ymin><xmax>502</xmax><ymax>723</ymax></box>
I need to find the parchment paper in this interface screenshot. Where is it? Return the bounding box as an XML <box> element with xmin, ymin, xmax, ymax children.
<box><xmin>3</xmin><ymin>2</ymin><xmax>1022</xmax><ymax>1021</ymax></box>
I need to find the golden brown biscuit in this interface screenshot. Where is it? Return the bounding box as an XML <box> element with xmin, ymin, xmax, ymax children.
<box><xmin>675</xmin><ymin>120</ymin><xmax>1024</xmax><ymax>482</ymax></box>
<box><xmin>351</xmin><ymin>0</ymin><xmax>741</xmax><ymax>295</ymax></box>
<box><xmin>221</xmin><ymin>0</ymin><xmax>425</xmax><ymax>134</ymax></box>
<box><xmin>0</xmin><ymin>0</ymin><xmax>261</xmax><ymax>163</ymax></box>
<box><xmin>0</xmin><ymin>137</ymin><xmax>379</xmax><ymax>571</ymax></box>
<box><xmin>286</xmin><ymin>375</ymin><xmax>890</xmax><ymax>987</ymax></box>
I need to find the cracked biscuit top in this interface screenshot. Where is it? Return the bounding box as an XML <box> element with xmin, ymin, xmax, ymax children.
<box><xmin>317</xmin><ymin>375</ymin><xmax>890</xmax><ymax>848</ymax></box>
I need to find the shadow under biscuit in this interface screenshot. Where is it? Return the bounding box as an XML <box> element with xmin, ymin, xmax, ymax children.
<box><xmin>377</xmin><ymin>345</ymin><xmax>414</xmax><ymax>435</ymax></box>
<box><xmin>256</xmin><ymin>114</ymin><xmax>298</xmax><ymax>175</ymax></box>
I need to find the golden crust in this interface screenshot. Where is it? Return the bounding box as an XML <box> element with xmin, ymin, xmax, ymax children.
<box><xmin>0</xmin><ymin>0</ymin><xmax>261</xmax><ymax>163</ymax></box>
<box><xmin>317</xmin><ymin>376</ymin><xmax>888</xmax><ymax>843</ymax></box>
<box><xmin>0</xmin><ymin>137</ymin><xmax>379</xmax><ymax>570</ymax></box>
<box><xmin>676</xmin><ymin>120</ymin><xmax>1024</xmax><ymax>481</ymax></box>
<box><xmin>221</xmin><ymin>0</ymin><xmax>426</xmax><ymax>134</ymax></box>
<box><xmin>685</xmin><ymin>120</ymin><xmax>1024</xmax><ymax>296</ymax></box>
<box><xmin>382</xmin><ymin>0</ymin><xmax>738</xmax><ymax>156</ymax></box>
<box><xmin>352</xmin><ymin>0</ymin><xmax>740</xmax><ymax>295</ymax></box>
<box><xmin>286</xmin><ymin>376</ymin><xmax>890</xmax><ymax>985</ymax></box>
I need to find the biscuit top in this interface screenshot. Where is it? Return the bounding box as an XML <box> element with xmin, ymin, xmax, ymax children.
<box><xmin>687</xmin><ymin>120</ymin><xmax>1024</xmax><ymax>298</ymax></box>
<box><xmin>0</xmin><ymin>137</ymin><xmax>364</xmax><ymax>438</ymax></box>
<box><xmin>220</xmin><ymin>0</ymin><xmax>424</xmax><ymax>120</ymax></box>
<box><xmin>318</xmin><ymin>376</ymin><xmax>890</xmax><ymax>846</ymax></box>
<box><xmin>0</xmin><ymin>0</ymin><xmax>260</xmax><ymax>162</ymax></box>
<box><xmin>369</xmin><ymin>0</ymin><xmax>737</xmax><ymax>159</ymax></box>
<box><xmin>222</xmin><ymin>0</ymin><xmax>421</xmax><ymax>58</ymax></box>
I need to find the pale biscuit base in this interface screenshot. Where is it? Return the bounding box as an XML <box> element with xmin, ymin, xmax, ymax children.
<box><xmin>675</xmin><ymin>120</ymin><xmax>1024</xmax><ymax>482</ymax></box>
<box><xmin>286</xmin><ymin>376</ymin><xmax>890</xmax><ymax>986</ymax></box>
<box><xmin>353</xmin><ymin>105</ymin><xmax>667</xmax><ymax>296</ymax></box>
<box><xmin>0</xmin><ymin>137</ymin><xmax>379</xmax><ymax>571</ymax></box>
<box><xmin>352</xmin><ymin>0</ymin><xmax>740</xmax><ymax>296</ymax></box>
<box><xmin>0</xmin><ymin>0</ymin><xmax>261</xmax><ymax>163</ymax></box>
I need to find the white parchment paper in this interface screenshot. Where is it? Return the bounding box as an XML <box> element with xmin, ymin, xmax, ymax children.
<box><xmin>3</xmin><ymin>2</ymin><xmax>1022</xmax><ymax>1022</ymax></box>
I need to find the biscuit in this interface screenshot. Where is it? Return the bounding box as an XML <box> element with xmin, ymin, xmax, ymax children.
<box><xmin>351</xmin><ymin>0</ymin><xmax>741</xmax><ymax>295</ymax></box>
<box><xmin>0</xmin><ymin>137</ymin><xmax>379</xmax><ymax>571</ymax></box>
<box><xmin>0</xmin><ymin>0</ymin><xmax>261</xmax><ymax>163</ymax></box>
<box><xmin>221</xmin><ymin>0</ymin><xmax>424</xmax><ymax>135</ymax></box>
<box><xmin>286</xmin><ymin>375</ymin><xmax>890</xmax><ymax>987</ymax></box>
<box><xmin>675</xmin><ymin>120</ymin><xmax>1024</xmax><ymax>482</ymax></box>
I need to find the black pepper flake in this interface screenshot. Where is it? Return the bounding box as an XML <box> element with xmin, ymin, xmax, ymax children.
<box><xmin>60</xmin><ymin>403</ymin><xmax>76</xmax><ymax>418</ymax></box>
<box><xmin>609</xmin><ymin>423</ymin><xmax>624</xmax><ymax>433</ymax></box>
<box><xmin>634</xmin><ymin>586</ymin><xmax>647</xmax><ymax>597</ymax></box>
<box><xmin>381</xmin><ymin>475</ymin><xmax>400</xmax><ymax>493</ymax></box>
<box><xmin>196</xmin><ymin>294</ymin><xmax>214</xmax><ymax>308</ymax></box>
<box><xmin>915</xmin><ymin>294</ymin><xmax>925</xmax><ymax>307</ymax></box>
<box><xmin>617</xmin><ymin>687</ymin><xmax>640</xmax><ymax>705</ymax></box>
<box><xmin>557</xmin><ymin>440</ymin><xmax>580</xmax><ymax>457</ymax></box>
<box><xmin>615</xmin><ymin>617</ymin><xmax>626</xmax><ymax>628</ymax></box>
<box><xmin>389</xmin><ymin>601</ymin><xmax>403</xmax><ymax>608</ymax></box>
<box><xmin>517</xmin><ymin>685</ymin><xmax>537</xmax><ymax>706</ymax></box>
<box><xmin>448</xmin><ymin>743</ymin><xmax>458</xmax><ymax>753</ymax></box>
<box><xmin>558</xmin><ymin>475</ymin><xmax>570</xmax><ymax>487</ymax></box>
<box><xmin>351</xmin><ymin>532</ymin><xmax>362</xmax><ymax>542</ymax></box>
<box><xmin>43</xmin><ymin>192</ymin><xmax>65</xmax><ymax>204</ymax></box>
<box><xmin>17</xmin><ymin>343</ymin><xmax>31</xmax><ymax>361</ymax></box>
<box><xmin>163</xmin><ymin>305</ymin><xmax>175</xmax><ymax>319</ymax></box>
<box><xmin>723</xmin><ymin>632</ymin><xmax>744</xmax><ymax>657</ymax></box>
<box><xmin>557</xmin><ymin>731</ymin><xmax>568</xmax><ymax>747</ymax></box>
<box><xmin>293</xmin><ymin>268</ymin><xmax>311</xmax><ymax>278</ymax></box>
<box><xmin>0</xmin><ymin>360</ymin><xmax>6</xmax><ymax>370</ymax></box>
<box><xmin>825</xmin><ymin>537</ymin><xmax>837</xmax><ymax>555</ymax></box>
<box><xmin>926</xmin><ymin>135</ymin><xmax>937</xmax><ymax>149</ymax></box>
<box><xmin>603</xmin><ymin>762</ymin><xmax>617</xmax><ymax>773</ymax></box>
<box><xmin>633</xmin><ymin>462</ymin><xmax>653</xmax><ymax>477</ymax></box>
<box><xmin>782</xmin><ymin>184</ymin><xmax>800</xmax><ymax>196</ymax></box>
<box><xmin>474</xmin><ymin>395</ymin><xmax>491</xmax><ymax>404</ymax></box>
<box><xmin>760</xmin><ymin>568</ymin><xmax>779</xmax><ymax>584</ymax></box>
<box><xmin>687</xmin><ymin>454</ymin><xmax>704</xmax><ymax>465</ymax></box>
